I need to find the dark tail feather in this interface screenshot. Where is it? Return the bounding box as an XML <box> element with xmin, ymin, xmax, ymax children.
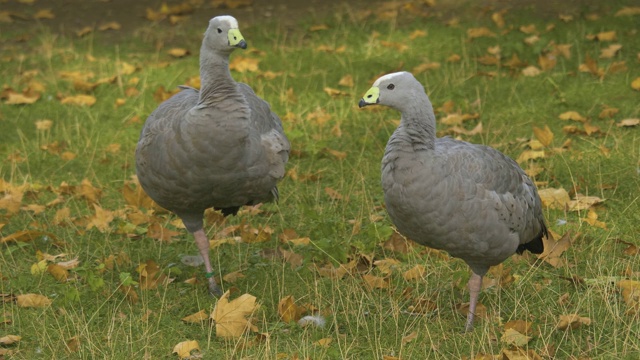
<box><xmin>218</xmin><ymin>206</ymin><xmax>241</xmax><ymax>217</ymax></box>
<box><xmin>516</xmin><ymin>221</ymin><xmax>547</xmax><ymax>255</ymax></box>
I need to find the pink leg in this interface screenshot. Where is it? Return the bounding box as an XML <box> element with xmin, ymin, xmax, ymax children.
<box><xmin>193</xmin><ymin>229</ymin><xmax>222</xmax><ymax>297</ymax></box>
<box><xmin>464</xmin><ymin>272</ymin><xmax>483</xmax><ymax>332</ymax></box>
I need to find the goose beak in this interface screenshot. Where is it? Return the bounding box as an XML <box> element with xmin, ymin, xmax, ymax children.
<box><xmin>359</xmin><ymin>86</ymin><xmax>380</xmax><ymax>108</ymax></box>
<box><xmin>228</xmin><ymin>29</ymin><xmax>247</xmax><ymax>49</ymax></box>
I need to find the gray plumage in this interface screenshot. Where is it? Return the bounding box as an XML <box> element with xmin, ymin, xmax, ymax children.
<box><xmin>359</xmin><ymin>71</ymin><xmax>546</xmax><ymax>332</ymax></box>
<box><xmin>135</xmin><ymin>15</ymin><xmax>289</xmax><ymax>296</ymax></box>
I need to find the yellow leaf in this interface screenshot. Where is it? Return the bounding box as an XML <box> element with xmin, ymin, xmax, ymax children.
<box><xmin>519</xmin><ymin>24</ymin><xmax>537</xmax><ymax>34</ymax></box>
<box><xmin>229</xmin><ymin>57</ymin><xmax>260</xmax><ymax>73</ymax></box>
<box><xmin>362</xmin><ymin>274</ymin><xmax>389</xmax><ymax>289</ymax></box>
<box><xmin>524</xmin><ymin>35</ymin><xmax>540</xmax><ymax>45</ymax></box>
<box><xmin>617</xmin><ymin>118</ymin><xmax>640</xmax><ymax>127</ymax></box>
<box><xmin>172</xmin><ymin>340</ymin><xmax>200</xmax><ymax>359</ymax></box>
<box><xmin>403</xmin><ymin>264</ymin><xmax>426</xmax><ymax>281</ymax></box>
<box><xmin>5</xmin><ymin>91</ymin><xmax>40</xmax><ymax>105</ymax></box>
<box><xmin>516</xmin><ymin>150</ymin><xmax>545</xmax><ymax>163</ymax></box>
<box><xmin>467</xmin><ymin>27</ymin><xmax>496</xmax><ymax>39</ymax></box>
<box><xmin>504</xmin><ymin>319</ymin><xmax>533</xmax><ymax>335</ymax></box>
<box><xmin>167</xmin><ymin>48</ymin><xmax>189</xmax><ymax>57</ymax></box>
<box><xmin>401</xmin><ymin>331</ymin><xmax>418</xmax><ymax>344</ymax></box>
<box><xmin>373</xmin><ymin>258</ymin><xmax>401</xmax><ymax>274</ymax></box>
<box><xmin>324</xmin><ymin>186</ymin><xmax>345</xmax><ymax>200</ymax></box>
<box><xmin>532</xmin><ymin>125</ymin><xmax>554</xmax><ymax>147</ymax></box>
<box><xmin>31</xmin><ymin>260</ymin><xmax>48</xmax><ymax>275</ymax></box>
<box><xmin>118</xmin><ymin>62</ymin><xmax>137</xmax><ymax>75</ymax></box>
<box><xmin>380</xmin><ymin>40</ymin><xmax>408</xmax><ymax>52</ymax></box>
<box><xmin>558</xmin><ymin>111</ymin><xmax>586</xmax><ymax>122</ymax></box>
<box><xmin>556</xmin><ymin>314</ymin><xmax>591</xmax><ymax>330</ymax></box>
<box><xmin>599</xmin><ymin>106</ymin><xmax>619</xmax><ymax>118</ymax></box>
<box><xmin>285</xmin><ymin>237</ymin><xmax>311</xmax><ymax>246</ymax></box>
<box><xmin>16</xmin><ymin>294</ymin><xmax>52</xmax><ymax>308</ymax></box>
<box><xmin>599</xmin><ymin>44</ymin><xmax>622</xmax><ymax>59</ymax></box>
<box><xmin>447</xmin><ymin>53</ymin><xmax>461</xmax><ymax>63</ymax></box>
<box><xmin>456</xmin><ymin>302</ymin><xmax>487</xmax><ymax>319</ymax></box>
<box><xmin>0</xmin><ymin>335</ymin><xmax>20</xmax><ymax>345</ymax></box>
<box><xmin>278</xmin><ymin>295</ymin><xmax>307</xmax><ymax>323</ymax></box>
<box><xmin>595</xmin><ymin>31</ymin><xmax>617</xmax><ymax>41</ymax></box>
<box><xmin>615</xmin><ymin>6</ymin><xmax>640</xmax><ymax>16</ymax></box>
<box><xmin>75</xmin><ymin>26</ymin><xmax>93</xmax><ymax>37</ymax></box>
<box><xmin>538</xmin><ymin>231</ymin><xmax>572</xmax><ymax>268</ymax></box>
<box><xmin>412</xmin><ymin>61</ymin><xmax>441</xmax><ymax>74</ymax></box>
<box><xmin>60</xmin><ymin>94</ymin><xmax>96</xmax><ymax>106</ymax></box>
<box><xmin>338</xmin><ymin>74</ymin><xmax>354</xmax><ymax>87</ymax></box>
<box><xmin>617</xmin><ymin>280</ymin><xmax>640</xmax><ymax>314</ymax></box>
<box><xmin>409</xmin><ymin>30</ymin><xmax>427</xmax><ymax>39</ymax></box>
<box><xmin>211</xmin><ymin>291</ymin><xmax>259</xmax><ymax>338</ymax></box>
<box><xmin>35</xmin><ymin>119</ymin><xmax>53</xmax><ymax>130</ymax></box>
<box><xmin>568</xmin><ymin>194</ymin><xmax>605</xmax><ymax>211</ymax></box>
<box><xmin>491</xmin><ymin>11</ymin><xmax>506</xmax><ymax>28</ymax></box>
<box><xmin>581</xmin><ymin>209</ymin><xmax>607</xmax><ymax>229</ymax></box>
<box><xmin>309</xmin><ymin>24</ymin><xmax>328</xmax><ymax>31</ymax></box>
<box><xmin>323</xmin><ymin>87</ymin><xmax>348</xmax><ymax>97</ymax></box>
<box><xmin>314</xmin><ymin>337</ymin><xmax>332</xmax><ymax>347</ymax></box>
<box><xmin>182</xmin><ymin>310</ymin><xmax>208</xmax><ymax>323</ymax></box>
<box><xmin>521</xmin><ymin>66</ymin><xmax>541</xmax><ymax>77</ymax></box>
<box><xmin>86</xmin><ymin>204</ymin><xmax>114</xmax><ymax>232</ymax></box>
<box><xmin>631</xmin><ymin>77</ymin><xmax>640</xmax><ymax>91</ymax></box>
<box><xmin>33</xmin><ymin>9</ymin><xmax>54</xmax><ymax>19</ymax></box>
<box><xmin>47</xmin><ymin>263</ymin><xmax>69</xmax><ymax>282</ymax></box>
<box><xmin>222</xmin><ymin>270</ymin><xmax>245</xmax><ymax>283</ymax></box>
<box><xmin>98</xmin><ymin>21</ymin><xmax>121</xmax><ymax>31</ymax></box>
<box><xmin>501</xmin><ymin>328</ymin><xmax>532</xmax><ymax>347</ymax></box>
<box><xmin>446</xmin><ymin>122</ymin><xmax>483</xmax><ymax>136</ymax></box>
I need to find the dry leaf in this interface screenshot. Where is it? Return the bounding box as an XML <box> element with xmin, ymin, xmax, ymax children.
<box><xmin>338</xmin><ymin>74</ymin><xmax>354</xmax><ymax>87</ymax></box>
<box><xmin>501</xmin><ymin>328</ymin><xmax>532</xmax><ymax>347</ymax></box>
<box><xmin>491</xmin><ymin>11</ymin><xmax>506</xmax><ymax>28</ymax></box>
<box><xmin>581</xmin><ymin>210</ymin><xmax>607</xmax><ymax>229</ymax></box>
<box><xmin>568</xmin><ymin>194</ymin><xmax>605</xmax><ymax>211</ymax></box>
<box><xmin>172</xmin><ymin>340</ymin><xmax>200</xmax><ymax>359</ymax></box>
<box><xmin>556</xmin><ymin>314</ymin><xmax>591</xmax><ymax>330</ymax></box>
<box><xmin>34</xmin><ymin>9</ymin><xmax>55</xmax><ymax>19</ymax></box>
<box><xmin>409</xmin><ymin>30</ymin><xmax>427</xmax><ymax>39</ymax></box>
<box><xmin>323</xmin><ymin>87</ymin><xmax>348</xmax><ymax>97</ymax></box>
<box><xmin>617</xmin><ymin>118</ymin><xmax>640</xmax><ymax>127</ymax></box>
<box><xmin>522</xmin><ymin>66</ymin><xmax>541</xmax><ymax>77</ymax></box>
<box><xmin>60</xmin><ymin>94</ymin><xmax>96</xmax><ymax>106</ymax></box>
<box><xmin>615</xmin><ymin>6</ymin><xmax>640</xmax><ymax>16</ymax></box>
<box><xmin>222</xmin><ymin>270</ymin><xmax>245</xmax><ymax>283</ymax></box>
<box><xmin>314</xmin><ymin>338</ymin><xmax>332</xmax><ymax>347</ymax></box>
<box><xmin>229</xmin><ymin>57</ymin><xmax>260</xmax><ymax>73</ymax></box>
<box><xmin>167</xmin><ymin>48</ymin><xmax>189</xmax><ymax>57</ymax></box>
<box><xmin>278</xmin><ymin>295</ymin><xmax>307</xmax><ymax>323</ymax></box>
<box><xmin>362</xmin><ymin>274</ymin><xmax>389</xmax><ymax>289</ymax></box>
<box><xmin>402</xmin><ymin>331</ymin><xmax>418</xmax><ymax>344</ymax></box>
<box><xmin>16</xmin><ymin>294</ymin><xmax>52</xmax><ymax>308</ymax></box>
<box><xmin>211</xmin><ymin>291</ymin><xmax>259</xmax><ymax>338</ymax></box>
<box><xmin>504</xmin><ymin>319</ymin><xmax>533</xmax><ymax>335</ymax></box>
<box><xmin>558</xmin><ymin>111</ymin><xmax>586</xmax><ymax>122</ymax></box>
<box><xmin>47</xmin><ymin>264</ymin><xmax>69</xmax><ymax>282</ymax></box>
<box><xmin>532</xmin><ymin>125</ymin><xmax>554</xmax><ymax>147</ymax></box>
<box><xmin>98</xmin><ymin>21</ymin><xmax>121</xmax><ymax>31</ymax></box>
<box><xmin>382</xmin><ymin>232</ymin><xmax>413</xmax><ymax>254</ymax></box>
<box><xmin>457</xmin><ymin>302</ymin><xmax>487</xmax><ymax>319</ymax></box>
<box><xmin>5</xmin><ymin>91</ymin><xmax>40</xmax><ymax>105</ymax></box>
<box><xmin>403</xmin><ymin>264</ymin><xmax>426</xmax><ymax>281</ymax></box>
<box><xmin>600</xmin><ymin>44</ymin><xmax>622</xmax><ymax>59</ymax></box>
<box><xmin>538</xmin><ymin>231</ymin><xmax>572</xmax><ymax>268</ymax></box>
<box><xmin>182</xmin><ymin>309</ymin><xmax>208</xmax><ymax>323</ymax></box>
<box><xmin>632</xmin><ymin>77</ymin><xmax>640</xmax><ymax>91</ymax></box>
<box><xmin>0</xmin><ymin>335</ymin><xmax>21</xmax><ymax>345</ymax></box>
<box><xmin>517</xmin><ymin>150</ymin><xmax>545</xmax><ymax>163</ymax></box>
<box><xmin>617</xmin><ymin>280</ymin><xmax>640</xmax><ymax>314</ymax></box>
<box><xmin>86</xmin><ymin>204</ymin><xmax>114</xmax><ymax>232</ymax></box>
<box><xmin>467</xmin><ymin>27</ymin><xmax>496</xmax><ymax>39</ymax></box>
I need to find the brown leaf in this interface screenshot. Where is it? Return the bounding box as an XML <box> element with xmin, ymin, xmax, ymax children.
<box><xmin>517</xmin><ymin>150</ymin><xmax>545</xmax><ymax>163</ymax></box>
<box><xmin>504</xmin><ymin>319</ymin><xmax>533</xmax><ymax>335</ymax></box>
<box><xmin>568</xmin><ymin>194</ymin><xmax>605</xmax><ymax>211</ymax></box>
<box><xmin>338</xmin><ymin>74</ymin><xmax>354</xmax><ymax>87</ymax></box>
<box><xmin>581</xmin><ymin>209</ymin><xmax>607</xmax><ymax>229</ymax></box>
<box><xmin>16</xmin><ymin>294</ymin><xmax>52</xmax><ymax>308</ymax></box>
<box><xmin>277</xmin><ymin>295</ymin><xmax>307</xmax><ymax>323</ymax></box>
<box><xmin>617</xmin><ymin>280</ymin><xmax>640</xmax><ymax>314</ymax></box>
<box><xmin>491</xmin><ymin>11</ymin><xmax>506</xmax><ymax>28</ymax></box>
<box><xmin>538</xmin><ymin>231</ymin><xmax>572</xmax><ymax>268</ymax></box>
<box><xmin>615</xmin><ymin>6</ymin><xmax>640</xmax><ymax>16</ymax></box>
<box><xmin>362</xmin><ymin>274</ymin><xmax>389</xmax><ymax>290</ymax></box>
<box><xmin>594</xmin><ymin>31</ymin><xmax>617</xmax><ymax>42</ymax></box>
<box><xmin>229</xmin><ymin>57</ymin><xmax>260</xmax><ymax>73</ymax></box>
<box><xmin>556</xmin><ymin>314</ymin><xmax>591</xmax><ymax>330</ymax></box>
<box><xmin>0</xmin><ymin>335</ymin><xmax>21</xmax><ymax>345</ymax></box>
<box><xmin>5</xmin><ymin>91</ymin><xmax>40</xmax><ymax>104</ymax></box>
<box><xmin>324</xmin><ymin>187</ymin><xmax>344</xmax><ymax>200</ymax></box>
<box><xmin>401</xmin><ymin>331</ymin><xmax>418</xmax><ymax>344</ymax></box>
<box><xmin>402</xmin><ymin>264</ymin><xmax>426</xmax><ymax>281</ymax></box>
<box><xmin>147</xmin><ymin>222</ymin><xmax>180</xmax><ymax>242</ymax></box>
<box><xmin>532</xmin><ymin>125</ymin><xmax>554</xmax><ymax>147</ymax></box>
<box><xmin>522</xmin><ymin>66</ymin><xmax>541</xmax><ymax>77</ymax></box>
<box><xmin>222</xmin><ymin>270</ymin><xmax>245</xmax><ymax>283</ymax></box>
<box><xmin>98</xmin><ymin>21</ymin><xmax>121</xmax><ymax>31</ymax></box>
<box><xmin>47</xmin><ymin>264</ymin><xmax>69</xmax><ymax>282</ymax></box>
<box><xmin>600</xmin><ymin>44</ymin><xmax>622</xmax><ymax>59</ymax></box>
<box><xmin>456</xmin><ymin>302</ymin><xmax>487</xmax><ymax>319</ymax></box>
<box><xmin>409</xmin><ymin>30</ymin><xmax>427</xmax><ymax>39</ymax></box>
<box><xmin>382</xmin><ymin>231</ymin><xmax>413</xmax><ymax>254</ymax></box>
<box><xmin>182</xmin><ymin>309</ymin><xmax>208</xmax><ymax>323</ymax></box>
<box><xmin>632</xmin><ymin>77</ymin><xmax>640</xmax><ymax>91</ymax></box>
<box><xmin>137</xmin><ymin>259</ymin><xmax>170</xmax><ymax>290</ymax></box>
<box><xmin>446</xmin><ymin>122</ymin><xmax>483</xmax><ymax>136</ymax></box>
<box><xmin>558</xmin><ymin>111</ymin><xmax>586</xmax><ymax>122</ymax></box>
<box><xmin>86</xmin><ymin>204</ymin><xmax>114</xmax><ymax>232</ymax></box>
<box><xmin>167</xmin><ymin>48</ymin><xmax>189</xmax><ymax>58</ymax></box>
<box><xmin>412</xmin><ymin>62</ymin><xmax>441</xmax><ymax>74</ymax></box>
<box><xmin>211</xmin><ymin>291</ymin><xmax>259</xmax><ymax>338</ymax></box>
<box><xmin>617</xmin><ymin>118</ymin><xmax>640</xmax><ymax>127</ymax></box>
<box><xmin>172</xmin><ymin>340</ymin><xmax>200</xmax><ymax>359</ymax></box>
<box><xmin>60</xmin><ymin>94</ymin><xmax>96</xmax><ymax>106</ymax></box>
<box><xmin>314</xmin><ymin>337</ymin><xmax>332</xmax><ymax>347</ymax></box>
<box><xmin>323</xmin><ymin>87</ymin><xmax>349</xmax><ymax>97</ymax></box>
<box><xmin>501</xmin><ymin>328</ymin><xmax>532</xmax><ymax>347</ymax></box>
<box><xmin>467</xmin><ymin>27</ymin><xmax>496</xmax><ymax>39</ymax></box>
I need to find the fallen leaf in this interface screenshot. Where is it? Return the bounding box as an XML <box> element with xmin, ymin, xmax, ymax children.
<box><xmin>501</xmin><ymin>328</ymin><xmax>532</xmax><ymax>347</ymax></box>
<box><xmin>338</xmin><ymin>74</ymin><xmax>354</xmax><ymax>87</ymax></box>
<box><xmin>222</xmin><ymin>270</ymin><xmax>245</xmax><ymax>283</ymax></box>
<box><xmin>615</xmin><ymin>6</ymin><xmax>640</xmax><ymax>16</ymax></box>
<box><xmin>5</xmin><ymin>91</ymin><xmax>40</xmax><ymax>105</ymax></box>
<box><xmin>278</xmin><ymin>295</ymin><xmax>307</xmax><ymax>323</ymax></box>
<box><xmin>538</xmin><ymin>231</ymin><xmax>572</xmax><ymax>268</ymax></box>
<box><xmin>75</xmin><ymin>26</ymin><xmax>93</xmax><ymax>37</ymax></box>
<box><xmin>556</xmin><ymin>314</ymin><xmax>591</xmax><ymax>330</ymax></box>
<box><xmin>309</xmin><ymin>24</ymin><xmax>329</xmax><ymax>31</ymax></box>
<box><xmin>456</xmin><ymin>302</ymin><xmax>487</xmax><ymax>319</ymax></box>
<box><xmin>403</xmin><ymin>264</ymin><xmax>426</xmax><ymax>281</ymax></box>
<box><xmin>519</xmin><ymin>24</ymin><xmax>537</xmax><ymax>34</ymax></box>
<box><xmin>172</xmin><ymin>340</ymin><xmax>200</xmax><ymax>359</ymax></box>
<box><xmin>409</xmin><ymin>30</ymin><xmax>427</xmax><ymax>39</ymax></box>
<box><xmin>632</xmin><ymin>77</ymin><xmax>640</xmax><ymax>91</ymax></box>
<box><xmin>412</xmin><ymin>61</ymin><xmax>441</xmax><ymax>74</ymax></box>
<box><xmin>517</xmin><ymin>150</ymin><xmax>545</xmax><ymax>163</ymax></box>
<box><xmin>593</xmin><ymin>31</ymin><xmax>617</xmax><ymax>42</ymax></box>
<box><xmin>491</xmin><ymin>11</ymin><xmax>506</xmax><ymax>28</ymax></box>
<box><xmin>600</xmin><ymin>44</ymin><xmax>622</xmax><ymax>59</ymax></box>
<box><xmin>147</xmin><ymin>222</ymin><xmax>180</xmax><ymax>242</ymax></box>
<box><xmin>34</xmin><ymin>9</ymin><xmax>55</xmax><ymax>19</ymax></box>
<box><xmin>382</xmin><ymin>232</ymin><xmax>413</xmax><ymax>254</ymax></box>
<box><xmin>581</xmin><ymin>209</ymin><xmax>607</xmax><ymax>229</ymax></box>
<box><xmin>558</xmin><ymin>111</ymin><xmax>586</xmax><ymax>122</ymax></box>
<box><xmin>98</xmin><ymin>21</ymin><xmax>121</xmax><ymax>31</ymax></box>
<box><xmin>325</xmin><ymin>187</ymin><xmax>344</xmax><ymax>200</ymax></box>
<box><xmin>229</xmin><ymin>56</ymin><xmax>260</xmax><ymax>73</ymax></box>
<box><xmin>323</xmin><ymin>87</ymin><xmax>349</xmax><ymax>97</ymax></box>
<box><xmin>60</xmin><ymin>94</ymin><xmax>96</xmax><ymax>106</ymax></box>
<box><xmin>362</xmin><ymin>274</ymin><xmax>389</xmax><ymax>289</ymax></box>
<box><xmin>66</xmin><ymin>336</ymin><xmax>80</xmax><ymax>352</ymax></box>
<box><xmin>182</xmin><ymin>310</ymin><xmax>208</xmax><ymax>323</ymax></box>
<box><xmin>380</xmin><ymin>40</ymin><xmax>408</xmax><ymax>52</ymax></box>
<box><xmin>0</xmin><ymin>335</ymin><xmax>20</xmax><ymax>345</ymax></box>
<box><xmin>521</xmin><ymin>66</ymin><xmax>541</xmax><ymax>77</ymax></box>
<box><xmin>467</xmin><ymin>27</ymin><xmax>496</xmax><ymax>39</ymax></box>
<box><xmin>314</xmin><ymin>338</ymin><xmax>332</xmax><ymax>347</ymax></box>
<box><xmin>502</xmin><ymin>348</ymin><xmax>543</xmax><ymax>360</ymax></box>
<box><xmin>137</xmin><ymin>259</ymin><xmax>170</xmax><ymax>290</ymax></box>
<box><xmin>86</xmin><ymin>204</ymin><xmax>114</xmax><ymax>232</ymax></box>
<box><xmin>211</xmin><ymin>291</ymin><xmax>259</xmax><ymax>338</ymax></box>
<box><xmin>47</xmin><ymin>264</ymin><xmax>69</xmax><ymax>282</ymax></box>
<box><xmin>446</xmin><ymin>122</ymin><xmax>483</xmax><ymax>136</ymax></box>
<box><xmin>16</xmin><ymin>294</ymin><xmax>52</xmax><ymax>308</ymax></box>
<box><xmin>504</xmin><ymin>319</ymin><xmax>533</xmax><ymax>335</ymax></box>
<box><xmin>402</xmin><ymin>331</ymin><xmax>418</xmax><ymax>344</ymax></box>
<box><xmin>617</xmin><ymin>280</ymin><xmax>640</xmax><ymax>314</ymax></box>
<box><xmin>617</xmin><ymin>118</ymin><xmax>640</xmax><ymax>127</ymax></box>
<box><xmin>167</xmin><ymin>48</ymin><xmax>189</xmax><ymax>57</ymax></box>
<box><xmin>568</xmin><ymin>194</ymin><xmax>605</xmax><ymax>211</ymax></box>
<box><xmin>532</xmin><ymin>125</ymin><xmax>554</xmax><ymax>147</ymax></box>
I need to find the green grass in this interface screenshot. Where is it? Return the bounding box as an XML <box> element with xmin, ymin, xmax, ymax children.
<box><xmin>1</xmin><ymin>2</ymin><xmax>640</xmax><ymax>359</ymax></box>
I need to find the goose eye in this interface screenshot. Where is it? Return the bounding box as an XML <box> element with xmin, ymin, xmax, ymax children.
<box><xmin>387</xmin><ymin>84</ymin><xmax>395</xmax><ymax>90</ymax></box>
<box><xmin>217</xmin><ymin>28</ymin><xmax>222</xmax><ymax>34</ymax></box>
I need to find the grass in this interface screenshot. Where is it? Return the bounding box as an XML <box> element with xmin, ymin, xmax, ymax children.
<box><xmin>1</xmin><ymin>1</ymin><xmax>640</xmax><ymax>359</ymax></box>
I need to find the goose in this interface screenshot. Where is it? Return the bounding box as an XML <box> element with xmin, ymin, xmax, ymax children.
<box><xmin>359</xmin><ymin>71</ymin><xmax>547</xmax><ymax>331</ymax></box>
<box><xmin>135</xmin><ymin>15</ymin><xmax>289</xmax><ymax>296</ymax></box>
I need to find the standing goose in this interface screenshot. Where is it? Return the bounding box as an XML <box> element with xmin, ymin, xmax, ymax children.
<box><xmin>135</xmin><ymin>16</ymin><xmax>289</xmax><ymax>296</ymax></box>
<box><xmin>359</xmin><ymin>72</ymin><xmax>547</xmax><ymax>332</ymax></box>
